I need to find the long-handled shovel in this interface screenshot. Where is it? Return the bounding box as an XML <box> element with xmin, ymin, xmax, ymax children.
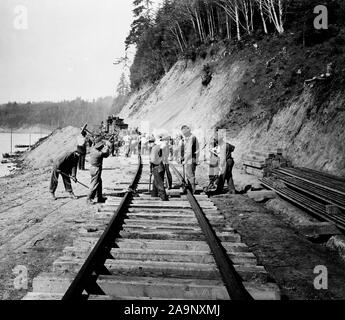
<box><xmin>149</xmin><ymin>173</ymin><xmax>152</xmax><ymax>193</ymax></box>
<box><xmin>59</xmin><ymin>171</ymin><xmax>89</xmax><ymax>189</ymax></box>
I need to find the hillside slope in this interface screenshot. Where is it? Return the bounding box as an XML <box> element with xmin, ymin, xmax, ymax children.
<box><xmin>120</xmin><ymin>34</ymin><xmax>345</xmax><ymax>176</ymax></box>
<box><xmin>23</xmin><ymin>127</ymin><xmax>80</xmax><ymax>169</ymax></box>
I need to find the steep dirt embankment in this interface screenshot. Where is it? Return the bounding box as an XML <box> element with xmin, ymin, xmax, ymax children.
<box><xmin>120</xmin><ymin>37</ymin><xmax>345</xmax><ymax>177</ymax></box>
<box><xmin>23</xmin><ymin>126</ymin><xmax>80</xmax><ymax>169</ymax></box>
<box><xmin>121</xmin><ymin>56</ymin><xmax>246</xmax><ymax>132</ymax></box>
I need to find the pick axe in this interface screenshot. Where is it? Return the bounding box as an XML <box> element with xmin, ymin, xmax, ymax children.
<box><xmin>81</xmin><ymin>124</ymin><xmax>95</xmax><ymax>137</ymax></box>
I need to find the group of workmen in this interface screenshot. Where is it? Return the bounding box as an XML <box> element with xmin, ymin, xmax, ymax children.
<box><xmin>147</xmin><ymin>125</ymin><xmax>236</xmax><ymax>200</ymax></box>
<box><xmin>49</xmin><ymin>128</ymin><xmax>111</xmax><ymax>205</ymax></box>
<box><xmin>48</xmin><ymin>124</ymin><xmax>236</xmax><ymax>204</ymax></box>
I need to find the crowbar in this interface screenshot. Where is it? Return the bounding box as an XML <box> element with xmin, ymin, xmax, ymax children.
<box><xmin>58</xmin><ymin>171</ymin><xmax>89</xmax><ymax>189</ymax></box>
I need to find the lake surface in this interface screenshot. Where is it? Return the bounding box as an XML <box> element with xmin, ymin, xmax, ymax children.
<box><xmin>0</xmin><ymin>132</ymin><xmax>49</xmax><ymax>177</ymax></box>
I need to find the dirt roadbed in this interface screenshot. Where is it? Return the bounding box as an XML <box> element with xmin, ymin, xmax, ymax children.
<box><xmin>212</xmin><ymin>195</ymin><xmax>345</xmax><ymax>300</ymax></box>
<box><xmin>0</xmin><ymin>157</ymin><xmax>134</xmax><ymax>300</ymax></box>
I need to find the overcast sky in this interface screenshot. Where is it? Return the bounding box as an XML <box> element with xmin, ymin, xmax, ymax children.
<box><xmin>0</xmin><ymin>0</ymin><xmax>152</xmax><ymax>104</ymax></box>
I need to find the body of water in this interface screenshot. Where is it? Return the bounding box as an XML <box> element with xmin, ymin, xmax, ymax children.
<box><xmin>0</xmin><ymin>132</ymin><xmax>49</xmax><ymax>177</ymax></box>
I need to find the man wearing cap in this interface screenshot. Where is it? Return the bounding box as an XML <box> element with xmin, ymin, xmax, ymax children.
<box><xmin>148</xmin><ymin>137</ymin><xmax>169</xmax><ymax>201</ymax></box>
<box><xmin>49</xmin><ymin>147</ymin><xmax>85</xmax><ymax>200</ymax></box>
<box><xmin>87</xmin><ymin>140</ymin><xmax>110</xmax><ymax>205</ymax></box>
<box><xmin>181</xmin><ymin>125</ymin><xmax>200</xmax><ymax>194</ymax></box>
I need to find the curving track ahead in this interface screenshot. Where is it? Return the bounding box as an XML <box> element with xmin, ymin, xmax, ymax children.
<box><xmin>23</xmin><ymin>155</ymin><xmax>280</xmax><ymax>300</ymax></box>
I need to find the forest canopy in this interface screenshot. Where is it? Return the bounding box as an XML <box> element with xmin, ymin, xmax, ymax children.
<box><xmin>126</xmin><ymin>0</ymin><xmax>345</xmax><ymax>90</ymax></box>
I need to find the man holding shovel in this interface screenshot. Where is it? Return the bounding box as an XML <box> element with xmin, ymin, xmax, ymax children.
<box><xmin>49</xmin><ymin>146</ymin><xmax>85</xmax><ymax>200</ymax></box>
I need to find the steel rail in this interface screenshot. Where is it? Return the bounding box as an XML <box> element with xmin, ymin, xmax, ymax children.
<box><xmin>170</xmin><ymin>164</ymin><xmax>253</xmax><ymax>301</ymax></box>
<box><xmin>272</xmin><ymin>173</ymin><xmax>345</xmax><ymax>209</ymax></box>
<box><xmin>272</xmin><ymin>171</ymin><xmax>345</xmax><ymax>205</ymax></box>
<box><xmin>261</xmin><ymin>178</ymin><xmax>345</xmax><ymax>232</ymax></box>
<box><xmin>62</xmin><ymin>155</ymin><xmax>142</xmax><ymax>300</ymax></box>
<box><xmin>299</xmin><ymin>168</ymin><xmax>345</xmax><ymax>183</ymax></box>
<box><xmin>273</xmin><ymin>171</ymin><xmax>345</xmax><ymax>200</ymax></box>
<box><xmin>293</xmin><ymin>169</ymin><xmax>345</xmax><ymax>188</ymax></box>
<box><xmin>282</xmin><ymin>168</ymin><xmax>345</xmax><ymax>190</ymax></box>
<box><xmin>277</xmin><ymin>169</ymin><xmax>345</xmax><ymax>196</ymax></box>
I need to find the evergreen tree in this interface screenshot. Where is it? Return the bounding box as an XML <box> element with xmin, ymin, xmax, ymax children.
<box><xmin>116</xmin><ymin>73</ymin><xmax>131</xmax><ymax>97</ymax></box>
<box><xmin>125</xmin><ymin>0</ymin><xmax>153</xmax><ymax>50</ymax></box>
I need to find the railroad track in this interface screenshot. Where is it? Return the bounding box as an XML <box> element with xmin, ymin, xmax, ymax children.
<box><xmin>23</xmin><ymin>155</ymin><xmax>280</xmax><ymax>300</ymax></box>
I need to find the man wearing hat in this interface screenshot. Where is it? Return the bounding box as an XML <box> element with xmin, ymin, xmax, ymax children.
<box><xmin>77</xmin><ymin>130</ymin><xmax>88</xmax><ymax>170</ymax></box>
<box><xmin>49</xmin><ymin>146</ymin><xmax>85</xmax><ymax>200</ymax></box>
<box><xmin>148</xmin><ymin>137</ymin><xmax>169</xmax><ymax>201</ymax></box>
<box><xmin>87</xmin><ymin>140</ymin><xmax>110</xmax><ymax>205</ymax></box>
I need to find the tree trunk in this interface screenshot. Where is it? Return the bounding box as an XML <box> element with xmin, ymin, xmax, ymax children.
<box><xmin>177</xmin><ymin>22</ymin><xmax>187</xmax><ymax>49</ymax></box>
<box><xmin>171</xmin><ymin>27</ymin><xmax>184</xmax><ymax>52</ymax></box>
<box><xmin>195</xmin><ymin>9</ymin><xmax>204</xmax><ymax>41</ymax></box>
<box><xmin>235</xmin><ymin>2</ymin><xmax>241</xmax><ymax>40</ymax></box>
<box><xmin>226</xmin><ymin>12</ymin><xmax>231</xmax><ymax>39</ymax></box>
<box><xmin>278</xmin><ymin>0</ymin><xmax>284</xmax><ymax>33</ymax></box>
<box><xmin>259</xmin><ymin>0</ymin><xmax>268</xmax><ymax>34</ymax></box>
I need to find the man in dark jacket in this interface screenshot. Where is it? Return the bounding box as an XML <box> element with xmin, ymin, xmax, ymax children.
<box><xmin>49</xmin><ymin>146</ymin><xmax>85</xmax><ymax>200</ymax></box>
<box><xmin>160</xmin><ymin>135</ymin><xmax>173</xmax><ymax>190</ymax></box>
<box><xmin>181</xmin><ymin>125</ymin><xmax>199</xmax><ymax>194</ymax></box>
<box><xmin>149</xmin><ymin>138</ymin><xmax>169</xmax><ymax>201</ymax></box>
<box><xmin>216</xmin><ymin>137</ymin><xmax>236</xmax><ymax>194</ymax></box>
<box><xmin>87</xmin><ymin>141</ymin><xmax>110</xmax><ymax>205</ymax></box>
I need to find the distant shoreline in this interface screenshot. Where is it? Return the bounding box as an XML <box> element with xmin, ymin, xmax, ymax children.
<box><xmin>0</xmin><ymin>127</ymin><xmax>53</xmax><ymax>134</ymax></box>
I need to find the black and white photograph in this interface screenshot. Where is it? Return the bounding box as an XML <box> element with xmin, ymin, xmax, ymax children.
<box><xmin>0</xmin><ymin>0</ymin><xmax>345</xmax><ymax>309</ymax></box>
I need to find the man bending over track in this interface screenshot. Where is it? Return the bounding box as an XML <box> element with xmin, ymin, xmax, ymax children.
<box><xmin>49</xmin><ymin>146</ymin><xmax>85</xmax><ymax>200</ymax></box>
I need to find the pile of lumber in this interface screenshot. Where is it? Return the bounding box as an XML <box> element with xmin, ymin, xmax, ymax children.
<box><xmin>2</xmin><ymin>152</ymin><xmax>22</xmax><ymax>159</ymax></box>
<box><xmin>260</xmin><ymin>168</ymin><xmax>345</xmax><ymax>232</ymax></box>
<box><xmin>242</xmin><ymin>149</ymin><xmax>292</xmax><ymax>178</ymax></box>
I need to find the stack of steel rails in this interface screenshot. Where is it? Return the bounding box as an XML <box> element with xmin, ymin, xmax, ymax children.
<box><xmin>260</xmin><ymin>167</ymin><xmax>345</xmax><ymax>232</ymax></box>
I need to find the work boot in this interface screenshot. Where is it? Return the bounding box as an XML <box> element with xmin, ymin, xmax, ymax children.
<box><xmin>68</xmin><ymin>192</ymin><xmax>78</xmax><ymax>200</ymax></box>
<box><xmin>50</xmin><ymin>193</ymin><xmax>57</xmax><ymax>201</ymax></box>
<box><xmin>97</xmin><ymin>197</ymin><xmax>107</xmax><ymax>203</ymax></box>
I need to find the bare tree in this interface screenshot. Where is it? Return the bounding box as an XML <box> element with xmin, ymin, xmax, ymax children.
<box><xmin>256</xmin><ymin>0</ymin><xmax>268</xmax><ymax>34</ymax></box>
<box><xmin>215</xmin><ymin>0</ymin><xmax>244</xmax><ymax>41</ymax></box>
<box><xmin>261</xmin><ymin>0</ymin><xmax>284</xmax><ymax>34</ymax></box>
